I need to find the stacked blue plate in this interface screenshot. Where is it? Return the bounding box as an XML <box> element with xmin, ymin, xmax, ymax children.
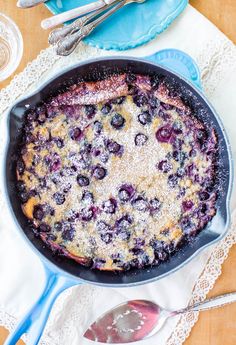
<box><xmin>46</xmin><ymin>0</ymin><xmax>188</xmax><ymax>50</ymax></box>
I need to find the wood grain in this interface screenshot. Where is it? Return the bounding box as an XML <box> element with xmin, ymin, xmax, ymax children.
<box><xmin>0</xmin><ymin>0</ymin><xmax>235</xmax><ymax>344</ymax></box>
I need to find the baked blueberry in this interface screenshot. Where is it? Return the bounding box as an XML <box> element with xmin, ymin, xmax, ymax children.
<box><xmin>118</xmin><ymin>184</ymin><xmax>134</xmax><ymax>202</ymax></box>
<box><xmin>138</xmin><ymin>111</ymin><xmax>152</xmax><ymax>125</ymax></box>
<box><xmin>69</xmin><ymin>127</ymin><xmax>82</xmax><ymax>141</ymax></box>
<box><xmin>156</xmin><ymin>125</ymin><xmax>172</xmax><ymax>143</ymax></box>
<box><xmin>39</xmin><ymin>223</ymin><xmax>51</xmax><ymax>232</ymax></box>
<box><xmin>93</xmin><ymin>121</ymin><xmax>103</xmax><ymax>134</ymax></box>
<box><xmin>107</xmin><ymin>140</ymin><xmax>121</xmax><ymax>154</ymax></box>
<box><xmin>16</xmin><ymin>180</ymin><xmax>26</xmax><ymax>192</ymax></box>
<box><xmin>135</xmin><ymin>133</ymin><xmax>148</xmax><ymax>146</ymax></box>
<box><xmin>133</xmin><ymin>94</ymin><xmax>148</xmax><ymax>107</ymax></box>
<box><xmin>102</xmin><ymin>198</ymin><xmax>117</xmax><ymax>214</ymax></box>
<box><xmin>53</xmin><ymin>192</ymin><xmax>65</xmax><ymax>205</ymax></box>
<box><xmin>62</xmin><ymin>225</ymin><xmax>75</xmax><ymax>241</ymax></box>
<box><xmin>17</xmin><ymin>160</ymin><xmax>25</xmax><ymax>175</ymax></box>
<box><xmin>93</xmin><ymin>165</ymin><xmax>107</xmax><ymax>180</ymax></box>
<box><xmin>110</xmin><ymin>113</ymin><xmax>125</xmax><ymax>129</ymax></box>
<box><xmin>132</xmin><ymin>197</ymin><xmax>148</xmax><ymax>211</ymax></box>
<box><xmin>157</xmin><ymin>160</ymin><xmax>172</xmax><ymax>173</ymax></box>
<box><xmin>101</xmin><ymin>103</ymin><xmax>111</xmax><ymax>115</ymax></box>
<box><xmin>54</xmin><ymin>222</ymin><xmax>63</xmax><ymax>231</ymax></box>
<box><xmin>77</xmin><ymin>175</ymin><xmax>90</xmax><ymax>187</ymax></box>
<box><xmin>168</xmin><ymin>174</ymin><xmax>179</xmax><ymax>188</ymax></box>
<box><xmin>85</xmin><ymin>105</ymin><xmax>96</xmax><ymax>118</ymax></box>
<box><xmin>33</xmin><ymin>205</ymin><xmax>45</xmax><ymax>221</ymax></box>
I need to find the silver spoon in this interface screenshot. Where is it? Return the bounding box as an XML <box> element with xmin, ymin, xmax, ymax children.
<box><xmin>56</xmin><ymin>0</ymin><xmax>146</xmax><ymax>56</ymax></box>
<box><xmin>84</xmin><ymin>292</ymin><xmax>236</xmax><ymax>343</ymax></box>
<box><xmin>49</xmin><ymin>0</ymin><xmax>120</xmax><ymax>45</ymax></box>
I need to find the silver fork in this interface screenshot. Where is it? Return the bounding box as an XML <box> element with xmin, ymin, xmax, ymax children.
<box><xmin>56</xmin><ymin>0</ymin><xmax>146</xmax><ymax>56</ymax></box>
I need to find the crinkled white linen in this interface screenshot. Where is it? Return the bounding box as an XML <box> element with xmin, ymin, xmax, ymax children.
<box><xmin>0</xmin><ymin>5</ymin><xmax>236</xmax><ymax>345</ymax></box>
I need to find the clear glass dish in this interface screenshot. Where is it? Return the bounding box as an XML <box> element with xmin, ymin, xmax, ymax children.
<box><xmin>0</xmin><ymin>13</ymin><xmax>23</xmax><ymax>82</ymax></box>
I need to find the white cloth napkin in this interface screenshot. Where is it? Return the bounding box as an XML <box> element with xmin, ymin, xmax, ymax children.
<box><xmin>0</xmin><ymin>5</ymin><xmax>236</xmax><ymax>345</ymax></box>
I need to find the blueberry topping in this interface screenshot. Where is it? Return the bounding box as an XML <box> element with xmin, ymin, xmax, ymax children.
<box><xmin>132</xmin><ymin>197</ymin><xmax>148</xmax><ymax>211</ymax></box>
<box><xmin>63</xmin><ymin>183</ymin><xmax>72</xmax><ymax>193</ymax></box>
<box><xmin>135</xmin><ymin>133</ymin><xmax>148</xmax><ymax>146</ymax></box>
<box><xmin>33</xmin><ymin>205</ymin><xmax>44</xmax><ymax>220</ymax></box>
<box><xmin>133</xmin><ymin>94</ymin><xmax>148</xmax><ymax>107</ymax></box>
<box><xmin>53</xmin><ymin>192</ymin><xmax>65</xmax><ymax>205</ymax></box>
<box><xmin>138</xmin><ymin>111</ymin><xmax>152</xmax><ymax>125</ymax></box>
<box><xmin>101</xmin><ymin>103</ymin><xmax>111</xmax><ymax>115</ymax></box>
<box><xmin>134</xmin><ymin>237</ymin><xmax>145</xmax><ymax>248</ymax></box>
<box><xmin>102</xmin><ymin>198</ymin><xmax>117</xmax><ymax>214</ymax></box>
<box><xmin>107</xmin><ymin>140</ymin><xmax>121</xmax><ymax>154</ymax></box>
<box><xmin>54</xmin><ymin>222</ymin><xmax>63</xmax><ymax>231</ymax></box>
<box><xmin>118</xmin><ymin>184</ymin><xmax>134</xmax><ymax>202</ymax></box>
<box><xmin>17</xmin><ymin>160</ymin><xmax>25</xmax><ymax>175</ymax></box>
<box><xmin>172</xmin><ymin>150</ymin><xmax>186</xmax><ymax>163</ymax></box>
<box><xmin>182</xmin><ymin>200</ymin><xmax>194</xmax><ymax>212</ymax></box>
<box><xmin>149</xmin><ymin>198</ymin><xmax>161</xmax><ymax>213</ymax></box>
<box><xmin>115</xmin><ymin>215</ymin><xmax>132</xmax><ymax>241</ymax></box>
<box><xmin>16</xmin><ymin>180</ymin><xmax>25</xmax><ymax>192</ymax></box>
<box><xmin>157</xmin><ymin>160</ymin><xmax>172</xmax><ymax>173</ymax></box>
<box><xmin>173</xmin><ymin>121</ymin><xmax>182</xmax><ymax>134</ymax></box>
<box><xmin>96</xmin><ymin>220</ymin><xmax>111</xmax><ymax>233</ymax></box>
<box><xmin>199</xmin><ymin>191</ymin><xmax>210</xmax><ymax>201</ymax></box>
<box><xmin>69</xmin><ymin>127</ymin><xmax>82</xmax><ymax>141</ymax></box>
<box><xmin>55</xmin><ymin>138</ymin><xmax>64</xmax><ymax>148</ymax></box>
<box><xmin>180</xmin><ymin>217</ymin><xmax>195</xmax><ymax>235</ymax></box>
<box><xmin>19</xmin><ymin>192</ymin><xmax>29</xmax><ymax>203</ymax></box>
<box><xmin>93</xmin><ymin>121</ymin><xmax>103</xmax><ymax>135</ymax></box>
<box><xmin>156</xmin><ymin>125</ymin><xmax>172</xmax><ymax>143</ymax></box>
<box><xmin>81</xmin><ymin>191</ymin><xmax>94</xmax><ymax>204</ymax></box>
<box><xmin>176</xmin><ymin>167</ymin><xmax>185</xmax><ymax>177</ymax></box>
<box><xmin>85</xmin><ymin>105</ymin><xmax>96</xmax><ymax>118</ymax></box>
<box><xmin>62</xmin><ymin>225</ymin><xmax>75</xmax><ymax>241</ymax></box>
<box><xmin>93</xmin><ymin>165</ymin><xmax>107</xmax><ymax>180</ymax></box>
<box><xmin>100</xmin><ymin>232</ymin><xmax>113</xmax><ymax>244</ymax></box>
<box><xmin>113</xmin><ymin>96</ymin><xmax>125</xmax><ymax>105</ymax></box>
<box><xmin>110</xmin><ymin>113</ymin><xmax>125</xmax><ymax>129</ymax></box>
<box><xmin>149</xmin><ymin>96</ymin><xmax>160</xmax><ymax>108</ymax></box>
<box><xmin>81</xmin><ymin>207</ymin><xmax>94</xmax><ymax>221</ymax></box>
<box><xmin>77</xmin><ymin>175</ymin><xmax>90</xmax><ymax>187</ymax></box>
<box><xmin>168</xmin><ymin>174</ymin><xmax>179</xmax><ymax>188</ymax></box>
<box><xmin>39</xmin><ymin>223</ymin><xmax>51</xmax><ymax>232</ymax></box>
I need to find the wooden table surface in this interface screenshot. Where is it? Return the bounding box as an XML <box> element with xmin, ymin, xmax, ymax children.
<box><xmin>0</xmin><ymin>0</ymin><xmax>235</xmax><ymax>344</ymax></box>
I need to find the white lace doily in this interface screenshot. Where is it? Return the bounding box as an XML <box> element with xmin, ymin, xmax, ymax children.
<box><xmin>0</xmin><ymin>5</ymin><xmax>236</xmax><ymax>345</ymax></box>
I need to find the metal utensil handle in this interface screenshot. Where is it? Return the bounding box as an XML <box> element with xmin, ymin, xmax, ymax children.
<box><xmin>17</xmin><ymin>0</ymin><xmax>46</xmax><ymax>8</ymax></box>
<box><xmin>41</xmin><ymin>0</ymin><xmax>107</xmax><ymax>30</ymax></box>
<box><xmin>49</xmin><ymin>17</ymin><xmax>89</xmax><ymax>45</ymax></box>
<box><xmin>56</xmin><ymin>0</ymin><xmax>125</xmax><ymax>56</ymax></box>
<box><xmin>49</xmin><ymin>0</ymin><xmax>119</xmax><ymax>45</ymax></box>
<box><xmin>175</xmin><ymin>292</ymin><xmax>236</xmax><ymax>315</ymax></box>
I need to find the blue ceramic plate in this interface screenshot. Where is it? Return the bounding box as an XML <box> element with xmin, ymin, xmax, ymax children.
<box><xmin>45</xmin><ymin>0</ymin><xmax>188</xmax><ymax>50</ymax></box>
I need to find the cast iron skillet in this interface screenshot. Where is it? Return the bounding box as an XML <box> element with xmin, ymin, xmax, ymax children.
<box><xmin>3</xmin><ymin>49</ymin><xmax>233</xmax><ymax>345</ymax></box>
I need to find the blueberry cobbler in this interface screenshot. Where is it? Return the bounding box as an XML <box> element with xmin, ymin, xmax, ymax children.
<box><xmin>16</xmin><ymin>73</ymin><xmax>218</xmax><ymax>271</ymax></box>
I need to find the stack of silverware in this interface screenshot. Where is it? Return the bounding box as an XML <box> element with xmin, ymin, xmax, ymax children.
<box><xmin>17</xmin><ymin>0</ymin><xmax>146</xmax><ymax>55</ymax></box>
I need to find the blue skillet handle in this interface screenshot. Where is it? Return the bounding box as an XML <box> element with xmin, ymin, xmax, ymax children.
<box><xmin>145</xmin><ymin>49</ymin><xmax>202</xmax><ymax>90</ymax></box>
<box><xmin>4</xmin><ymin>265</ymin><xmax>79</xmax><ymax>345</ymax></box>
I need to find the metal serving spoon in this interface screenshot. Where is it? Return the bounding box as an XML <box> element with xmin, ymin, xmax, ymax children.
<box><xmin>56</xmin><ymin>0</ymin><xmax>145</xmax><ymax>56</ymax></box>
<box><xmin>84</xmin><ymin>292</ymin><xmax>236</xmax><ymax>343</ymax></box>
